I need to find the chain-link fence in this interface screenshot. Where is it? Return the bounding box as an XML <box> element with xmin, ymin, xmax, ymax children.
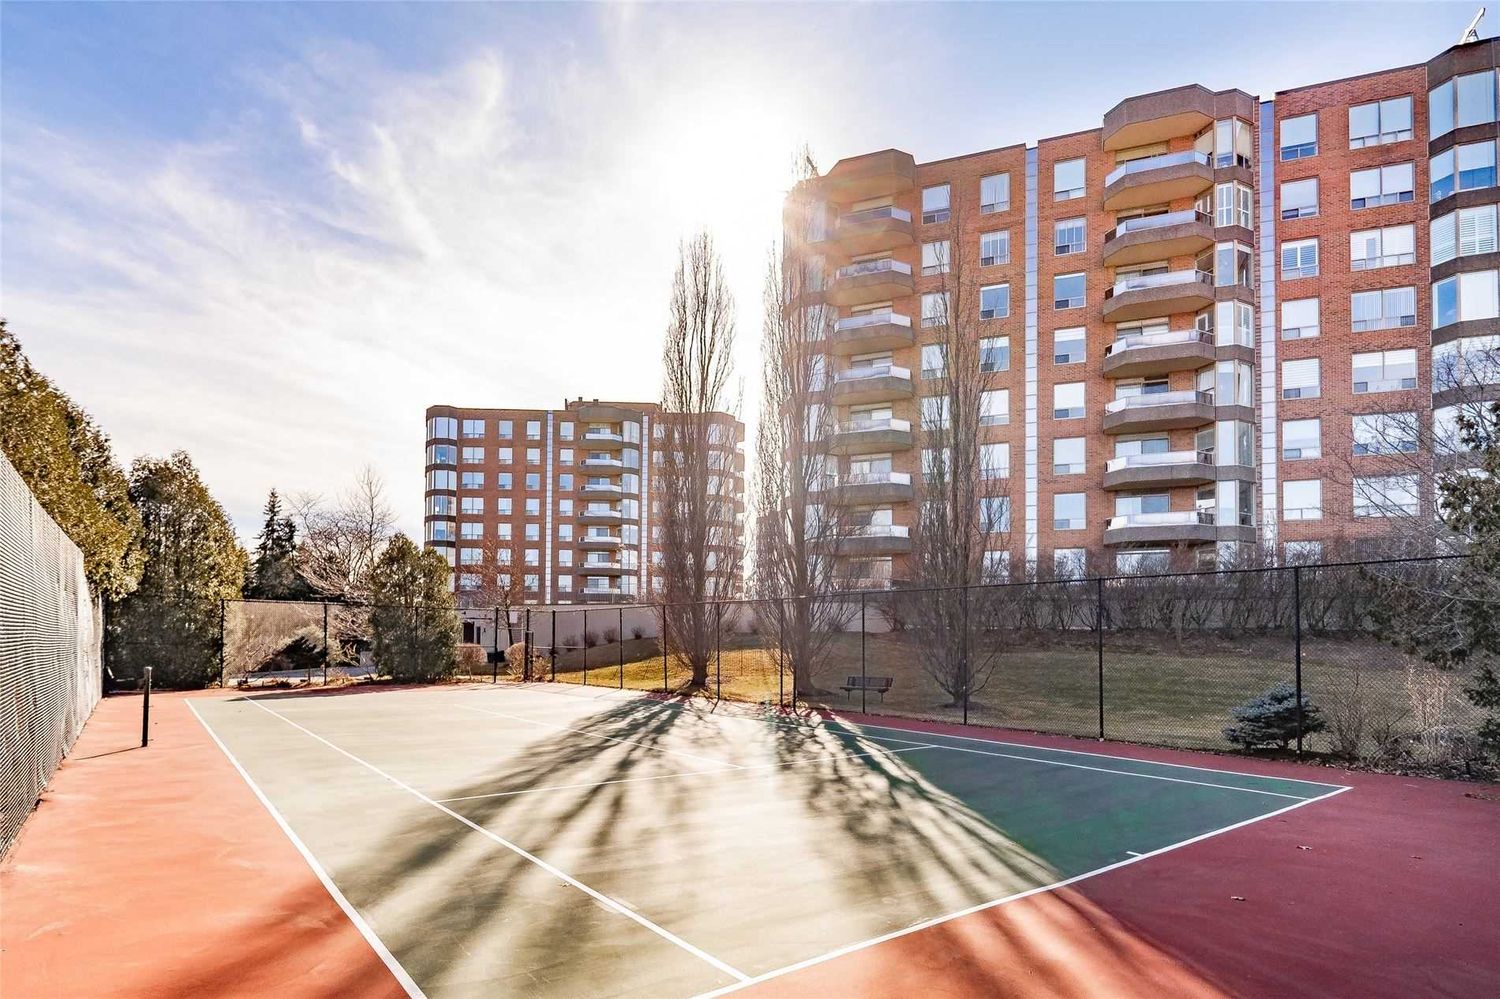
<box><xmin>1</xmin><ymin>454</ymin><xmax>103</xmax><ymax>856</ymax></box>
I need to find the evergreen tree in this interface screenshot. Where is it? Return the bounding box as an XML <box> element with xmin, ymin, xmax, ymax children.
<box><xmin>248</xmin><ymin>488</ymin><xmax>303</xmax><ymax>598</ymax></box>
<box><xmin>368</xmin><ymin>534</ymin><xmax>457</xmax><ymax>683</ymax></box>
<box><xmin>110</xmin><ymin>452</ymin><xmax>248</xmax><ymax>687</ymax></box>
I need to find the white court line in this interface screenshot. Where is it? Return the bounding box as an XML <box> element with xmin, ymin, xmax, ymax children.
<box><xmin>690</xmin><ymin>784</ymin><xmax>1353</xmax><ymax>999</ymax></box>
<box><xmin>435</xmin><ymin>741</ymin><xmax>939</xmax><ymax>804</ymax></box>
<box><xmin>458</xmin><ymin>703</ymin><xmax>741</xmax><ymax>770</ymax></box>
<box><xmin>238</xmin><ymin>696</ymin><xmax>749</xmax><ymax>986</ymax></box>
<box><xmin>187</xmin><ymin>702</ymin><xmax>427</xmax><ymax>999</ymax></box>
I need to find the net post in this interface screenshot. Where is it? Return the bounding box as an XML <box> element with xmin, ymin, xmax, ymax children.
<box><xmin>322</xmin><ymin>602</ymin><xmax>330</xmax><ymax>686</ymax></box>
<box><xmin>714</xmin><ymin>601</ymin><xmax>722</xmax><ymax>701</ymax></box>
<box><xmin>860</xmin><ymin>590</ymin><xmax>867</xmax><ymax>715</ymax></box>
<box><xmin>141</xmin><ymin>666</ymin><xmax>152</xmax><ymax>748</ymax></box>
<box><xmin>1096</xmin><ymin>575</ymin><xmax>1105</xmax><ymax>741</ymax></box>
<box><xmin>582</xmin><ymin>608</ymin><xmax>589</xmax><ymax>686</ymax></box>
<box><xmin>550</xmin><ymin>609</ymin><xmax>557</xmax><ymax>682</ymax></box>
<box><xmin>218</xmin><ymin>598</ymin><xmax>226</xmax><ymax>688</ymax></box>
<box><xmin>492</xmin><ymin>606</ymin><xmax>500</xmax><ymax>683</ymax></box>
<box><xmin>1294</xmin><ymin>565</ymin><xmax>1304</xmax><ymax>757</ymax></box>
<box><xmin>618</xmin><ymin>607</ymin><xmax>625</xmax><ymax>689</ymax></box>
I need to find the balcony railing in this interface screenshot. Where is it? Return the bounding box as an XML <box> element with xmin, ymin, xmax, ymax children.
<box><xmin>835</xmin><ymin>417</ymin><xmax>912</xmax><ymax>435</ymax></box>
<box><xmin>582</xmin><ymin>431</ymin><xmax>625</xmax><ymax>444</ymax></box>
<box><xmin>1104</xmin><ymin>390</ymin><xmax>1213</xmax><ymax>413</ymax></box>
<box><xmin>843</xmin><ymin>471</ymin><xmax>913</xmax><ymax>487</ymax></box>
<box><xmin>1106</xmin><ymin>510</ymin><xmax>1216</xmax><ymax>530</ymax></box>
<box><xmin>1108</xmin><ymin>269</ymin><xmax>1212</xmax><ymax>298</ymax></box>
<box><xmin>1104</xmin><ymin>150</ymin><xmax>1211</xmax><ymax>187</ymax></box>
<box><xmin>1104</xmin><ymin>327</ymin><xmax>1212</xmax><ymax>357</ymax></box>
<box><xmin>842</xmin><ymin>524</ymin><xmax>910</xmax><ymax>539</ymax></box>
<box><xmin>835</xmin><ymin>258</ymin><xmax>913</xmax><ymax>281</ymax></box>
<box><xmin>1105</xmin><ymin>449</ymin><xmax>1213</xmax><ymax>472</ymax></box>
<box><xmin>834</xmin><ymin>312</ymin><xmax>912</xmax><ymax>333</ymax></box>
<box><xmin>580</xmin><ymin>533</ymin><xmax>623</xmax><ymax>545</ymax></box>
<box><xmin>834</xmin><ymin>363</ymin><xmax>912</xmax><ymax>384</ymax></box>
<box><xmin>1105</xmin><ymin>209</ymin><xmax>1210</xmax><ymax>242</ymax></box>
<box><xmin>581</xmin><ymin>561</ymin><xmax>622</xmax><ymax>571</ymax></box>
<box><xmin>838</xmin><ymin>206</ymin><xmax>912</xmax><ymax>227</ymax></box>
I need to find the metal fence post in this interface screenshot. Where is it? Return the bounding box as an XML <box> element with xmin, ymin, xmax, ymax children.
<box><xmin>961</xmin><ymin>584</ymin><xmax>970</xmax><ymax>726</ymax></box>
<box><xmin>860</xmin><ymin>591</ymin><xmax>867</xmax><ymax>715</ymax></box>
<box><xmin>662</xmin><ymin>606</ymin><xmax>669</xmax><ymax>693</ymax></box>
<box><xmin>714</xmin><ymin>601</ymin><xmax>722</xmax><ymax>700</ymax></box>
<box><xmin>322</xmin><ymin>601</ymin><xmax>330</xmax><ymax>686</ymax></box>
<box><xmin>618</xmin><ymin>607</ymin><xmax>625</xmax><ymax>689</ymax></box>
<box><xmin>492</xmin><ymin>606</ymin><xmax>501</xmax><ymax>683</ymax></box>
<box><xmin>550</xmin><ymin>609</ymin><xmax>558</xmax><ymax>682</ymax></box>
<box><xmin>582</xmin><ymin>608</ymin><xmax>589</xmax><ymax>686</ymax></box>
<box><xmin>141</xmin><ymin>666</ymin><xmax>152</xmax><ymax>747</ymax></box>
<box><xmin>778</xmin><ymin>600</ymin><xmax>786</xmax><ymax>711</ymax></box>
<box><xmin>1294</xmin><ymin>565</ymin><xmax>1304</xmax><ymax>757</ymax></box>
<box><xmin>218</xmin><ymin>598</ymin><xmax>226</xmax><ymax>688</ymax></box>
<box><xmin>1096</xmin><ymin>575</ymin><xmax>1105</xmax><ymax>741</ymax></box>
<box><xmin>524</xmin><ymin>607</ymin><xmax>532</xmax><ymax>682</ymax></box>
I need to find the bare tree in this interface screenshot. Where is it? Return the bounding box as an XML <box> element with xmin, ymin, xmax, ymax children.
<box><xmin>752</xmin><ymin>149</ymin><xmax>854</xmax><ymax>694</ymax></box>
<box><xmin>291</xmin><ymin>466</ymin><xmax>396</xmax><ymax>657</ymax></box>
<box><xmin>657</xmin><ymin>230</ymin><xmax>744</xmax><ymax>688</ymax></box>
<box><xmin>456</xmin><ymin>529</ymin><xmax>527</xmax><ymax>646</ymax></box>
<box><xmin>906</xmin><ymin>198</ymin><xmax>1015</xmax><ymax>708</ymax></box>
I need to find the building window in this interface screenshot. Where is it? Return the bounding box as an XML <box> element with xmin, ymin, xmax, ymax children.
<box><xmin>557</xmin><ymin>499</ymin><xmax>573</xmax><ymax>517</ymax></box>
<box><xmin>427</xmin><ymin>521</ymin><xmax>454</xmax><ymax>543</ymax></box>
<box><xmin>1054</xmin><ymin>273</ymin><xmax>1085</xmax><ymax>309</ymax></box>
<box><xmin>1053</xmin><ymin>548</ymin><xmax>1087</xmax><ymax>579</ymax></box>
<box><xmin>1431</xmin><ymin>140</ymin><xmax>1497</xmax><ymax>202</ymax></box>
<box><xmin>981</xmin><ymin>442</ymin><xmax>1010</xmax><ymax>478</ymax></box>
<box><xmin>980</xmin><ymin>336</ymin><xmax>1010</xmax><ymax>372</ymax></box>
<box><xmin>526</xmin><ymin>420</ymin><xmax>541</xmax><ymax>441</ymax></box>
<box><xmin>1281</xmin><ymin>298</ymin><xmax>1320</xmax><ymax>340</ymax></box>
<box><xmin>558</xmin><ymin>473</ymin><xmax>573</xmax><ymax>490</ymax></box>
<box><xmin>979</xmin><ymin>283</ymin><xmax>1011</xmax><ymax>320</ymax></box>
<box><xmin>524</xmin><ymin>574</ymin><xmax>540</xmax><ymax>593</ymax></box>
<box><xmin>1279</xmin><ymin>113</ymin><xmax>1318</xmax><ymax>160</ymax></box>
<box><xmin>1053</xmin><ymin>327</ymin><xmax>1085</xmax><ymax>365</ymax></box>
<box><xmin>427</xmin><ymin>469</ymin><xmax>456</xmax><ymax>491</ymax></box>
<box><xmin>921</xmin><ymin>395</ymin><xmax>949</xmax><ymax>429</ymax></box>
<box><xmin>1433</xmin><ymin>334</ymin><xmax>1500</xmax><ymax>392</ymax></box>
<box><xmin>461</xmin><ymin>419</ymin><xmax>485</xmax><ymax>439</ymax></box>
<box><xmin>1053</xmin><ymin>493</ymin><xmax>1086</xmax><ymax>531</ymax></box>
<box><xmin>498</xmin><ymin>419</ymin><xmax>513</xmax><ymax>439</ymax></box>
<box><xmin>1214</xmin><ymin>182</ymin><xmax>1253</xmax><ymax>228</ymax></box>
<box><xmin>558</xmin><ymin>422</ymin><xmax>574</xmax><ymax>441</ymax></box>
<box><xmin>920</xmin><ymin>343</ymin><xmax>946</xmax><ymax>379</ymax></box>
<box><xmin>460</xmin><ymin>497</ymin><xmax>484</xmax><ymax>515</ymax></box>
<box><xmin>498</xmin><ymin>447</ymin><xmax>513</xmax><ymax>464</ymax></box>
<box><xmin>427</xmin><ymin>416</ymin><xmax>458</xmax><ymax>439</ymax></box>
<box><xmin>921</xmin><ymin>240</ymin><xmax>950</xmax><ymax>276</ymax></box>
<box><xmin>460</xmin><ymin>471</ymin><xmax>484</xmax><ymax>489</ymax></box>
<box><xmin>1351</xmin><ymin>287</ymin><xmax>1417</xmax><ymax>332</ymax></box>
<box><xmin>1348</xmin><ymin>96</ymin><xmax>1413</xmax><ymax>148</ymax></box>
<box><xmin>980</xmin><ymin>231</ymin><xmax>1010</xmax><ymax>266</ymax></box>
<box><xmin>1432</xmin><ymin>70</ymin><xmax>1499</xmax><ymax>139</ymax></box>
<box><xmin>1354</xmin><ymin>474</ymin><xmax>1420</xmax><ymax>517</ymax></box>
<box><xmin>1053</xmin><ymin>382</ymin><xmax>1085</xmax><ymax>420</ymax></box>
<box><xmin>460</xmin><ymin>522</ymin><xmax>483</xmax><ymax>540</ymax></box>
<box><xmin>497</xmin><ymin>498</ymin><xmax>513</xmax><ymax>516</ymax></box>
<box><xmin>980</xmin><ymin>389</ymin><xmax>1009</xmax><ymax>426</ymax></box>
<box><xmin>1054</xmin><ymin>217</ymin><xmax>1086</xmax><ymax>255</ymax></box>
<box><xmin>1353</xmin><ymin>412</ymin><xmax>1419</xmax><ymax>456</ymax></box>
<box><xmin>496</xmin><ymin>521</ymin><xmax>512</xmax><ymax>539</ymax></box>
<box><xmin>1431</xmin><ymin>205</ymin><xmax>1498</xmax><ymax>266</ymax></box>
<box><xmin>1280</xmin><ymin>178</ymin><xmax>1319</xmax><ymax>219</ymax></box>
<box><xmin>980</xmin><ymin>173</ymin><xmax>1010</xmax><ymax>214</ymax></box>
<box><xmin>1352</xmin><ymin>349</ymin><xmax>1418</xmax><ymax>394</ymax></box>
<box><xmin>525</xmin><ymin>472</ymin><xmax>540</xmax><ymax>490</ymax></box>
<box><xmin>496</xmin><ymin>472</ymin><xmax>512</xmax><ymax>489</ymax></box>
<box><xmin>1350</xmin><ymin>224</ymin><xmax>1415</xmax><ymax>270</ymax></box>
<box><xmin>461</xmin><ymin>446</ymin><xmax>484</xmax><ymax>464</ymax></box>
<box><xmin>526</xmin><ymin>448</ymin><xmax>541</xmax><ymax>465</ymax></box>
<box><xmin>1282</xmin><ymin>358</ymin><xmax>1320</xmax><ymax>400</ymax></box>
<box><xmin>981</xmin><ymin>496</ymin><xmax>1011</xmax><ymax>533</ymax></box>
<box><xmin>524</xmin><ymin>497</ymin><xmax>540</xmax><ymax>516</ymax></box>
<box><xmin>1053</xmin><ymin>437</ymin><xmax>1085</xmax><ymax>475</ymax></box>
<box><xmin>922</xmin><ymin>184</ymin><xmax>950</xmax><ymax>224</ymax></box>
<box><xmin>1433</xmin><ymin>270</ymin><xmax>1500</xmax><ymax>328</ymax></box>
<box><xmin>1053</xmin><ymin>158</ymin><xmax>1085</xmax><ymax>200</ymax></box>
<box><xmin>1280</xmin><ymin>238</ymin><xmax>1318</xmax><ymax>279</ymax></box>
<box><xmin>921</xmin><ymin>292</ymin><xmax>948</xmax><ymax>328</ymax></box>
<box><xmin>1283</xmin><ymin>480</ymin><xmax>1322</xmax><ymax>521</ymax></box>
<box><xmin>428</xmin><ymin>444</ymin><xmax>457</xmax><ymax>465</ymax></box>
<box><xmin>1350</xmin><ymin>163</ymin><xmax>1414</xmax><ymax>209</ymax></box>
<box><xmin>1282</xmin><ymin>418</ymin><xmax>1321</xmax><ymax>460</ymax></box>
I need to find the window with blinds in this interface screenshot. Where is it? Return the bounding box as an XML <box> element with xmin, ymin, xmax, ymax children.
<box><xmin>1352</xmin><ymin>287</ymin><xmax>1416</xmax><ymax>331</ymax></box>
<box><xmin>1352</xmin><ymin>349</ymin><xmax>1418</xmax><ymax>394</ymax></box>
<box><xmin>1282</xmin><ymin>358</ymin><xmax>1320</xmax><ymax>399</ymax></box>
<box><xmin>1281</xmin><ymin>298</ymin><xmax>1320</xmax><ymax>339</ymax></box>
<box><xmin>1350</xmin><ymin>224</ymin><xmax>1415</xmax><ymax>270</ymax></box>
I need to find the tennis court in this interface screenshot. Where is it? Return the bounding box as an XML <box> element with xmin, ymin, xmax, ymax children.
<box><xmin>189</xmin><ymin>683</ymin><xmax>1349</xmax><ymax>999</ymax></box>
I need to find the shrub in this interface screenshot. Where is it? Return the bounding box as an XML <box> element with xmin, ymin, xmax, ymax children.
<box><xmin>456</xmin><ymin>644</ymin><xmax>487</xmax><ymax>675</ymax></box>
<box><xmin>503</xmin><ymin>642</ymin><xmax>532</xmax><ymax>678</ymax></box>
<box><xmin>584</xmin><ymin>630</ymin><xmax>601</xmax><ymax>649</ymax></box>
<box><xmin>603</xmin><ymin>626</ymin><xmax>619</xmax><ymax>644</ymax></box>
<box><xmin>631</xmin><ymin>625</ymin><xmax>645</xmax><ymax>641</ymax></box>
<box><xmin>1224</xmin><ymin>682</ymin><xmax>1326</xmax><ymax>750</ymax></box>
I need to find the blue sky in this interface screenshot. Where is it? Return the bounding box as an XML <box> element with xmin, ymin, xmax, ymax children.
<box><xmin>1</xmin><ymin>1</ymin><xmax>1485</xmax><ymax>541</ymax></box>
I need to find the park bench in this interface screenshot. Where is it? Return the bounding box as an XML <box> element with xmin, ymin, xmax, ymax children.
<box><xmin>840</xmin><ymin>675</ymin><xmax>894</xmax><ymax>701</ymax></box>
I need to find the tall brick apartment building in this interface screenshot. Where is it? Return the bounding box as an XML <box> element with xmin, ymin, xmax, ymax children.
<box><xmin>794</xmin><ymin>36</ymin><xmax>1500</xmax><ymax>586</ymax></box>
<box><xmin>424</xmin><ymin>399</ymin><xmax>745</xmax><ymax>604</ymax></box>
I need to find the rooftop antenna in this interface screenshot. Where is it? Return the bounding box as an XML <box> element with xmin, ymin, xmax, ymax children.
<box><xmin>1460</xmin><ymin>7</ymin><xmax>1485</xmax><ymax>44</ymax></box>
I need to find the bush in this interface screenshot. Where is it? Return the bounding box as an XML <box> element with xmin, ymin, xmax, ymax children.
<box><xmin>631</xmin><ymin>625</ymin><xmax>645</xmax><ymax>641</ymax></box>
<box><xmin>1224</xmin><ymin>682</ymin><xmax>1326</xmax><ymax>750</ymax></box>
<box><xmin>584</xmin><ymin>630</ymin><xmax>601</xmax><ymax>649</ymax></box>
<box><xmin>457</xmin><ymin>644</ymin><xmax>487</xmax><ymax>675</ymax></box>
<box><xmin>504</xmin><ymin>642</ymin><xmax>533</xmax><ymax>678</ymax></box>
<box><xmin>603</xmin><ymin>626</ymin><xmax>619</xmax><ymax>644</ymax></box>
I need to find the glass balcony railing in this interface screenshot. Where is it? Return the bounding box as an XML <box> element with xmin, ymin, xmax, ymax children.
<box><xmin>835</xmin><ymin>417</ymin><xmax>912</xmax><ymax>434</ymax></box>
<box><xmin>843</xmin><ymin>524</ymin><xmax>910</xmax><ymax>539</ymax></box>
<box><xmin>1108</xmin><ymin>269</ymin><xmax>1212</xmax><ymax>298</ymax></box>
<box><xmin>582</xmin><ymin>430</ymin><xmax>624</xmax><ymax>443</ymax></box>
<box><xmin>1105</xmin><ymin>449</ymin><xmax>1213</xmax><ymax>472</ymax></box>
<box><xmin>1104</xmin><ymin>150</ymin><xmax>1211</xmax><ymax>187</ymax></box>
<box><xmin>1106</xmin><ymin>510</ymin><xmax>1216</xmax><ymax>530</ymax></box>
<box><xmin>1105</xmin><ymin>209</ymin><xmax>1210</xmax><ymax>242</ymax></box>
<box><xmin>1104</xmin><ymin>327</ymin><xmax>1212</xmax><ymax>357</ymax></box>
<box><xmin>834</xmin><ymin>363</ymin><xmax>912</xmax><ymax>383</ymax></box>
<box><xmin>835</xmin><ymin>258</ymin><xmax>913</xmax><ymax>280</ymax></box>
<box><xmin>842</xmin><ymin>471</ymin><xmax>913</xmax><ymax>487</ymax></box>
<box><xmin>835</xmin><ymin>312</ymin><xmax>912</xmax><ymax>332</ymax></box>
<box><xmin>838</xmin><ymin>205</ymin><xmax>913</xmax><ymax>227</ymax></box>
<box><xmin>1104</xmin><ymin>390</ymin><xmax>1212</xmax><ymax>413</ymax></box>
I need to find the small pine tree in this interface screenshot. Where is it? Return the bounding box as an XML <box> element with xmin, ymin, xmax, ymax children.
<box><xmin>1224</xmin><ymin>682</ymin><xmax>1326</xmax><ymax>750</ymax></box>
<box><xmin>248</xmin><ymin>488</ymin><xmax>305</xmax><ymax>599</ymax></box>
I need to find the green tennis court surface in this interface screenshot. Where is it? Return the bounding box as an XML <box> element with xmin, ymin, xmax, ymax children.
<box><xmin>190</xmin><ymin>684</ymin><xmax>1349</xmax><ymax>999</ymax></box>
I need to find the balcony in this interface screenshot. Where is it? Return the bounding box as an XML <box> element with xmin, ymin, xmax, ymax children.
<box><xmin>1102</xmin><ymin>269</ymin><xmax>1214</xmax><ymax>323</ymax></box>
<box><xmin>1104</xmin><ymin>510</ymin><xmax>1218</xmax><ymax>546</ymax></box>
<box><xmin>579</xmin><ymin>533</ymin><xmax>624</xmax><ymax>548</ymax></box>
<box><xmin>581</xmin><ymin>456</ymin><xmax>625</xmax><ymax>471</ymax></box>
<box><xmin>1103</xmin><ymin>390</ymin><xmax>1215</xmax><ymax>433</ymax></box>
<box><xmin>577</xmin><ymin>587</ymin><xmax>630</xmax><ymax>604</ymax></box>
<box><xmin>832</xmin><ymin>364</ymin><xmax>914</xmax><ymax>405</ymax></box>
<box><xmin>820</xmin><ymin>149</ymin><xmax>916</xmax><ymax>201</ymax></box>
<box><xmin>829</xmin><ymin>206</ymin><xmax>914</xmax><ymax>255</ymax></box>
<box><xmin>1102</xmin><ymin>327</ymin><xmax>1215</xmax><ymax>378</ymax></box>
<box><xmin>829</xmin><ymin>417</ymin><xmax>913</xmax><ymax>455</ymax></box>
<box><xmin>828</xmin><ymin>524</ymin><xmax>912</xmax><ymax>557</ymax></box>
<box><xmin>1103</xmin><ymin>150</ymin><xmax>1213</xmax><ymax>211</ymax></box>
<box><xmin>815</xmin><ymin>471</ymin><xmax>915</xmax><ymax>506</ymax></box>
<box><xmin>580</xmin><ymin>431</ymin><xmax>627</xmax><ymax>452</ymax></box>
<box><xmin>578</xmin><ymin>561</ymin><xmax>627</xmax><ymax>576</ymax></box>
<box><xmin>827</xmin><ymin>259</ymin><xmax>914</xmax><ymax>307</ymax></box>
<box><xmin>1103</xmin><ymin>450</ymin><xmax>1217</xmax><ymax>490</ymax></box>
<box><xmin>581</xmin><ymin>481</ymin><xmax>626</xmax><ymax>496</ymax></box>
<box><xmin>1101</xmin><ymin>210</ymin><xmax>1215</xmax><ymax>267</ymax></box>
<box><xmin>578</xmin><ymin>507</ymin><xmax>626</xmax><ymax>525</ymax></box>
<box><xmin>831</xmin><ymin>312</ymin><xmax>915</xmax><ymax>355</ymax></box>
<box><xmin>1102</xmin><ymin>85</ymin><xmax>1234</xmax><ymax>151</ymax></box>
